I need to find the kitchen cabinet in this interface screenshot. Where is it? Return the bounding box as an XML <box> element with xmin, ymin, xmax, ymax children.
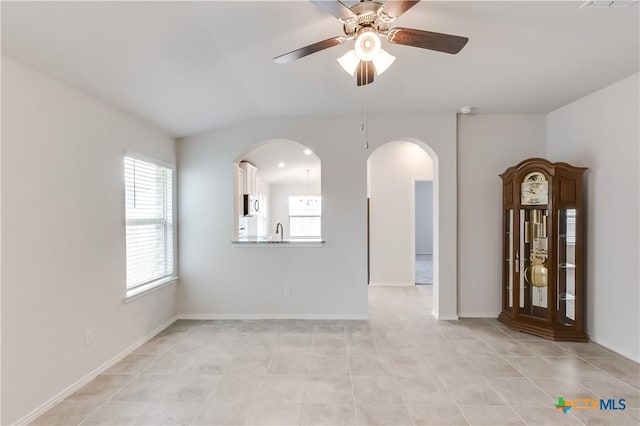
<box><xmin>239</xmin><ymin>161</ymin><xmax>257</xmax><ymax>194</ymax></box>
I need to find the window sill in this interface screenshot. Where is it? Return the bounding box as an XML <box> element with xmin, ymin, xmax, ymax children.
<box><xmin>124</xmin><ymin>276</ymin><xmax>179</xmax><ymax>303</ymax></box>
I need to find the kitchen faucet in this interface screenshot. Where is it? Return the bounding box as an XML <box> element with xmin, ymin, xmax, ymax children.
<box><xmin>275</xmin><ymin>223</ymin><xmax>284</xmax><ymax>242</ymax></box>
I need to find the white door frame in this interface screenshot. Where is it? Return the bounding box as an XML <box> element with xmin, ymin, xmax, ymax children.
<box><xmin>367</xmin><ymin>137</ymin><xmax>457</xmax><ymax>320</ymax></box>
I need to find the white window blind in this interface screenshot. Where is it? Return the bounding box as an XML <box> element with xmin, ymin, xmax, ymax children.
<box><xmin>124</xmin><ymin>156</ymin><xmax>174</xmax><ymax>290</ymax></box>
<box><xmin>289</xmin><ymin>196</ymin><xmax>321</xmax><ymax>238</ymax></box>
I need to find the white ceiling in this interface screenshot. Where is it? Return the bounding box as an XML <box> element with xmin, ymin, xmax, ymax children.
<box><xmin>243</xmin><ymin>140</ymin><xmax>321</xmax><ymax>185</ymax></box>
<box><xmin>2</xmin><ymin>1</ymin><xmax>638</xmax><ymax>137</ymax></box>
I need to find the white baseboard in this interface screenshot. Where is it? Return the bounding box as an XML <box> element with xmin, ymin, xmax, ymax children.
<box><xmin>458</xmin><ymin>312</ymin><xmax>500</xmax><ymax>318</ymax></box>
<box><xmin>15</xmin><ymin>315</ymin><xmax>178</xmax><ymax>426</ymax></box>
<box><xmin>178</xmin><ymin>313</ymin><xmax>369</xmax><ymax>320</ymax></box>
<box><xmin>432</xmin><ymin>311</ymin><xmax>459</xmax><ymax>321</ymax></box>
<box><xmin>587</xmin><ymin>332</ymin><xmax>640</xmax><ymax>363</ymax></box>
<box><xmin>368</xmin><ymin>282</ymin><xmax>414</xmax><ymax>287</ymax></box>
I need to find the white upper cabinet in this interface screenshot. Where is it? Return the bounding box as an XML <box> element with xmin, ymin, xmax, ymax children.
<box><xmin>239</xmin><ymin>161</ymin><xmax>257</xmax><ymax>194</ymax></box>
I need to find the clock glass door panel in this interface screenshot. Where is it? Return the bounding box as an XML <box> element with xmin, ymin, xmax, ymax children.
<box><xmin>505</xmin><ymin>209</ymin><xmax>514</xmax><ymax>309</ymax></box>
<box><xmin>519</xmin><ymin>208</ymin><xmax>549</xmax><ymax>319</ymax></box>
<box><xmin>557</xmin><ymin>209</ymin><xmax>577</xmax><ymax>325</ymax></box>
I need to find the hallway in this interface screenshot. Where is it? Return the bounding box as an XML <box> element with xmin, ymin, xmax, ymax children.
<box><xmin>415</xmin><ymin>255</ymin><xmax>433</xmax><ymax>285</ymax></box>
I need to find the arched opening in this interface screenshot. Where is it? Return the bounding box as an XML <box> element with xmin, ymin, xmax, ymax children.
<box><xmin>233</xmin><ymin>139</ymin><xmax>321</xmax><ymax>242</ymax></box>
<box><xmin>367</xmin><ymin>139</ymin><xmax>443</xmax><ymax>318</ymax></box>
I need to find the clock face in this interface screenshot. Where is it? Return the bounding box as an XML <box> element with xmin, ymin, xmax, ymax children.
<box><xmin>521</xmin><ymin>172</ymin><xmax>549</xmax><ymax>205</ymax></box>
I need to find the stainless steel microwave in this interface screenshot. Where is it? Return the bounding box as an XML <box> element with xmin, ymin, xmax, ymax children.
<box><xmin>243</xmin><ymin>194</ymin><xmax>260</xmax><ymax>216</ymax></box>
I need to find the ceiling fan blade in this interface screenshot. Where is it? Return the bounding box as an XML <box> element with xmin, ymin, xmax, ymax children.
<box><xmin>382</xmin><ymin>0</ymin><xmax>421</xmax><ymax>18</ymax></box>
<box><xmin>387</xmin><ymin>27</ymin><xmax>468</xmax><ymax>54</ymax></box>
<box><xmin>273</xmin><ymin>36</ymin><xmax>346</xmax><ymax>64</ymax></box>
<box><xmin>356</xmin><ymin>61</ymin><xmax>375</xmax><ymax>86</ymax></box>
<box><xmin>310</xmin><ymin>0</ymin><xmax>355</xmax><ymax>20</ymax></box>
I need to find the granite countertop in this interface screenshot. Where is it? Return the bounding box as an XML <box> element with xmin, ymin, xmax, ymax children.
<box><xmin>232</xmin><ymin>237</ymin><xmax>324</xmax><ymax>246</ymax></box>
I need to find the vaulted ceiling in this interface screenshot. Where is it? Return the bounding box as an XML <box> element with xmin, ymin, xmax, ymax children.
<box><xmin>2</xmin><ymin>1</ymin><xmax>638</xmax><ymax>137</ymax></box>
<box><xmin>243</xmin><ymin>140</ymin><xmax>322</xmax><ymax>185</ymax></box>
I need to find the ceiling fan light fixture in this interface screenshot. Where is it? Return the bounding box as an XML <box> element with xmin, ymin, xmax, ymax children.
<box><xmin>354</xmin><ymin>30</ymin><xmax>381</xmax><ymax>62</ymax></box>
<box><xmin>273</xmin><ymin>0</ymin><xmax>470</xmax><ymax>88</ymax></box>
<box><xmin>337</xmin><ymin>49</ymin><xmax>360</xmax><ymax>75</ymax></box>
<box><xmin>372</xmin><ymin>49</ymin><xmax>395</xmax><ymax>75</ymax></box>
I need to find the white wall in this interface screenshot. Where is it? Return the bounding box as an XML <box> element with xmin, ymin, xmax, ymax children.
<box><xmin>269</xmin><ymin>182</ymin><xmax>321</xmax><ymax>240</ymax></box>
<box><xmin>457</xmin><ymin>114</ymin><xmax>547</xmax><ymax>317</ymax></box>
<box><xmin>177</xmin><ymin>114</ymin><xmax>458</xmax><ymax>319</ymax></box>
<box><xmin>368</xmin><ymin>142</ymin><xmax>433</xmax><ymax>285</ymax></box>
<box><xmin>1</xmin><ymin>57</ymin><xmax>178</xmax><ymax>424</ymax></box>
<box><xmin>415</xmin><ymin>181</ymin><xmax>433</xmax><ymax>255</ymax></box>
<box><xmin>547</xmin><ymin>73</ymin><xmax>639</xmax><ymax>362</ymax></box>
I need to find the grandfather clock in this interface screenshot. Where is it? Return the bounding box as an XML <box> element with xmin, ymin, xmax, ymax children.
<box><xmin>499</xmin><ymin>158</ymin><xmax>587</xmax><ymax>341</ymax></box>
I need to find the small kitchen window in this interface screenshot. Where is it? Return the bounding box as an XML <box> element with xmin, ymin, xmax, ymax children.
<box><xmin>289</xmin><ymin>196</ymin><xmax>321</xmax><ymax>238</ymax></box>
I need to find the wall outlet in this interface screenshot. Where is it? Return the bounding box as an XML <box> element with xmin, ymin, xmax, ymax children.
<box><xmin>84</xmin><ymin>330</ymin><xmax>93</xmax><ymax>347</ymax></box>
<box><xmin>285</xmin><ymin>287</ymin><xmax>292</xmax><ymax>296</ymax></box>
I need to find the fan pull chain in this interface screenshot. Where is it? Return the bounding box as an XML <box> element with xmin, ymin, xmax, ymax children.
<box><xmin>365</xmin><ymin>73</ymin><xmax>369</xmax><ymax>150</ymax></box>
<box><xmin>360</xmin><ymin>72</ymin><xmax>369</xmax><ymax>150</ymax></box>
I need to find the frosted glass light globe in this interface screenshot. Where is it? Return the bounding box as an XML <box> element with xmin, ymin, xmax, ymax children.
<box><xmin>337</xmin><ymin>50</ymin><xmax>359</xmax><ymax>75</ymax></box>
<box><xmin>354</xmin><ymin>31</ymin><xmax>381</xmax><ymax>62</ymax></box>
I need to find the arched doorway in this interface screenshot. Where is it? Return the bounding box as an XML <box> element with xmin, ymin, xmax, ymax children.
<box><xmin>367</xmin><ymin>139</ymin><xmax>445</xmax><ymax>319</ymax></box>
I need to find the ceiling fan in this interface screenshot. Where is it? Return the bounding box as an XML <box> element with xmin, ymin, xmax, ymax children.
<box><xmin>273</xmin><ymin>0</ymin><xmax>469</xmax><ymax>86</ymax></box>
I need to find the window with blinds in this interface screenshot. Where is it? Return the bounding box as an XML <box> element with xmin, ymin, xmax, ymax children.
<box><xmin>124</xmin><ymin>156</ymin><xmax>174</xmax><ymax>290</ymax></box>
<box><xmin>289</xmin><ymin>196</ymin><xmax>322</xmax><ymax>238</ymax></box>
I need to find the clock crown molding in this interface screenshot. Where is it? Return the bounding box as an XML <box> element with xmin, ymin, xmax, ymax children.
<box><xmin>499</xmin><ymin>157</ymin><xmax>588</xmax><ymax>179</ymax></box>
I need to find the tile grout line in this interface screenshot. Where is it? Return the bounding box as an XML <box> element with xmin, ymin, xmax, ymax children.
<box><xmin>421</xmin><ymin>355</ymin><xmax>473</xmax><ymax>426</ymax></box>
<box><xmin>74</xmin><ymin>371</ymin><xmax>140</xmax><ymax>425</ymax></box>
<box><xmin>375</xmin><ymin>322</ymin><xmax>415</xmax><ymax>426</ymax></box>
<box><xmin>188</xmin><ymin>320</ymin><xmax>222</xmax><ymax>425</ymax></box>
<box><xmin>481</xmin><ymin>335</ymin><xmax>587</xmax><ymax>426</ymax></box>
<box><xmin>578</xmin><ymin>356</ymin><xmax>640</xmax><ymax>392</ymax></box>
<box><xmin>298</xmin><ymin>322</ymin><xmax>315</xmax><ymax>426</ymax></box>
<box><xmin>253</xmin><ymin>341</ymin><xmax>277</xmax><ymax>426</ymax></box>
<box><xmin>167</xmin><ymin>322</ymin><xmax>205</xmax><ymax>425</ymax></box>
<box><xmin>453</xmin><ymin>322</ymin><xmax>545</xmax><ymax>426</ymax></box>
<box><xmin>410</xmin><ymin>312</ymin><xmax>476</xmax><ymax>426</ymax></box>
<box><xmin>180</xmin><ymin>324</ymin><xmax>209</xmax><ymax>426</ymax></box>
<box><xmin>416</xmin><ymin>308</ymin><xmax>474</xmax><ymax>425</ymax></box>
<box><xmin>503</xmin><ymin>336</ymin><xmax>638</xmax><ymax>423</ymax></box>
<box><xmin>447</xmin><ymin>321</ymin><xmax>531</xmax><ymax>424</ymax></box>
<box><xmin>344</xmin><ymin>321</ymin><xmax>360</xmax><ymax>426</ymax></box>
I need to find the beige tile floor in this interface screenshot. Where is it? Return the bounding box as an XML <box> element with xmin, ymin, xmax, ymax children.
<box><xmin>31</xmin><ymin>286</ymin><xmax>639</xmax><ymax>425</ymax></box>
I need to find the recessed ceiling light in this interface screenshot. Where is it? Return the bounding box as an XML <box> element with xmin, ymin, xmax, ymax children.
<box><xmin>303</xmin><ymin>149</ymin><xmax>313</xmax><ymax>155</ymax></box>
<box><xmin>459</xmin><ymin>106</ymin><xmax>472</xmax><ymax>114</ymax></box>
<box><xmin>278</xmin><ymin>162</ymin><xmax>285</xmax><ymax>168</ymax></box>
